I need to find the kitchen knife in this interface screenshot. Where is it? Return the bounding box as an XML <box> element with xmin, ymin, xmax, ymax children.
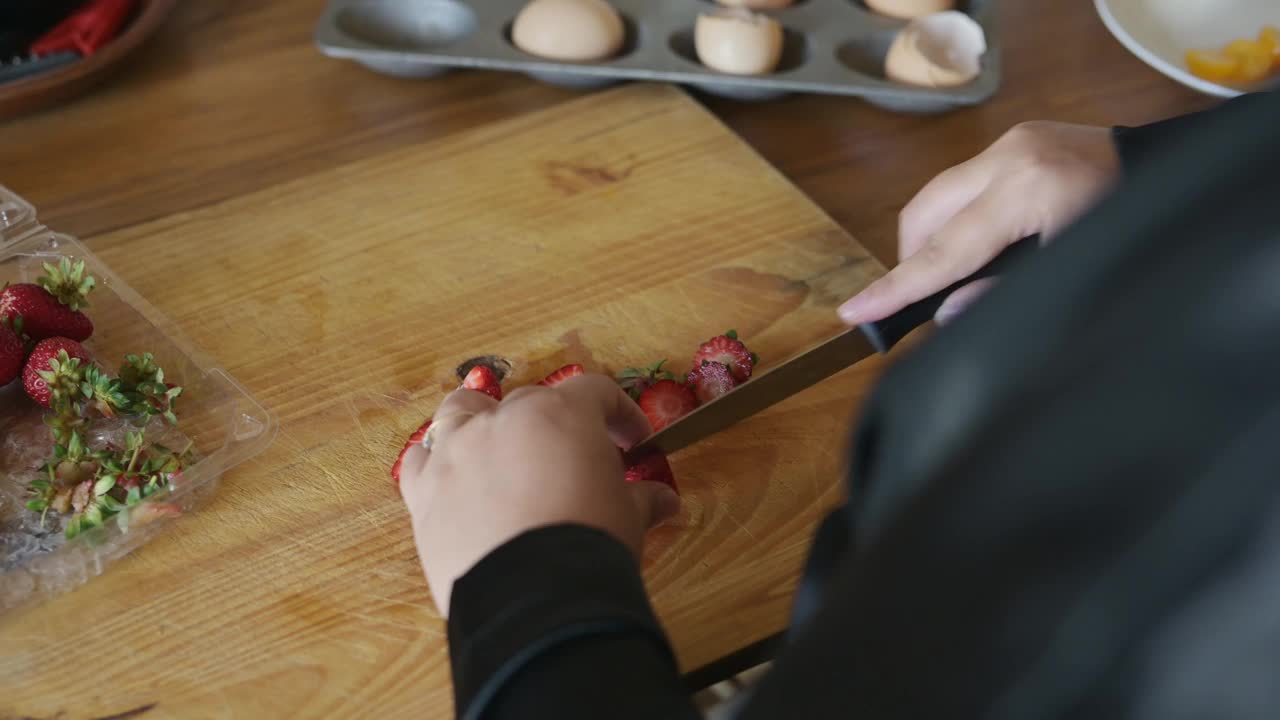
<box><xmin>635</xmin><ymin>235</ymin><xmax>1040</xmax><ymax>456</ymax></box>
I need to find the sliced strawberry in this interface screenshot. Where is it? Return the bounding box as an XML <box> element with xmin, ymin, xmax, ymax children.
<box><xmin>391</xmin><ymin>419</ymin><xmax>432</xmax><ymax>489</ymax></box>
<box><xmin>687</xmin><ymin>360</ymin><xmax>738</xmax><ymax>404</ymax></box>
<box><xmin>462</xmin><ymin>365</ymin><xmax>503</xmax><ymax>401</ymax></box>
<box><xmin>616</xmin><ymin>359</ymin><xmax>677</xmax><ymax>401</ymax></box>
<box><xmin>622</xmin><ymin>446</ymin><xmax>678</xmax><ymax>493</ymax></box>
<box><xmin>537</xmin><ymin>364</ymin><xmax>585</xmax><ymax>387</ymax></box>
<box><xmin>406</xmin><ymin>422</ymin><xmax>431</xmax><ymax>445</ymax></box>
<box><xmin>636</xmin><ymin>379</ymin><xmax>697</xmax><ymax>432</ymax></box>
<box><xmin>691</xmin><ymin>330</ymin><xmax>755</xmax><ymax>382</ymax></box>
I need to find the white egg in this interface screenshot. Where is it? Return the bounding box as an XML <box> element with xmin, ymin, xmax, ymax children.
<box><xmin>884</xmin><ymin>10</ymin><xmax>986</xmax><ymax>87</ymax></box>
<box><xmin>715</xmin><ymin>0</ymin><xmax>797</xmax><ymax>9</ymax></box>
<box><xmin>695</xmin><ymin>8</ymin><xmax>785</xmax><ymax>76</ymax></box>
<box><xmin>511</xmin><ymin>0</ymin><xmax>625</xmax><ymax>62</ymax></box>
<box><xmin>865</xmin><ymin>0</ymin><xmax>955</xmax><ymax>21</ymax></box>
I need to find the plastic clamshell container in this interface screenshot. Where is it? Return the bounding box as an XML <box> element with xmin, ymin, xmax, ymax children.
<box><xmin>314</xmin><ymin>0</ymin><xmax>1002</xmax><ymax>113</ymax></box>
<box><xmin>0</xmin><ymin>186</ymin><xmax>276</xmax><ymax>613</ymax></box>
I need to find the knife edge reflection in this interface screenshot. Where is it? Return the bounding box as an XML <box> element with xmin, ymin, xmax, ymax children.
<box><xmin>634</xmin><ymin>327</ymin><xmax>879</xmax><ymax>456</ymax></box>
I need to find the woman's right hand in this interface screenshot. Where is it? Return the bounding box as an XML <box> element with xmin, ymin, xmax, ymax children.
<box><xmin>837</xmin><ymin>121</ymin><xmax>1122</xmax><ymax>326</ymax></box>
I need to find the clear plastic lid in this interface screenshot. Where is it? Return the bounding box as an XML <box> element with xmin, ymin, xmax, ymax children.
<box><xmin>0</xmin><ymin>185</ymin><xmax>276</xmax><ymax>613</ymax></box>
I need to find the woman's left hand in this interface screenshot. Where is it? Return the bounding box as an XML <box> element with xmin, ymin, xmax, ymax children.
<box><xmin>397</xmin><ymin>373</ymin><xmax>682</xmax><ymax>618</ymax></box>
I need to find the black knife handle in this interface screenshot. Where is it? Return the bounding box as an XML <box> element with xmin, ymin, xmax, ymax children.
<box><xmin>858</xmin><ymin>234</ymin><xmax>1041</xmax><ymax>354</ymax></box>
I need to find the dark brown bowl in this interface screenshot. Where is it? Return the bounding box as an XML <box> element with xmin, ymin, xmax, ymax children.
<box><xmin>0</xmin><ymin>0</ymin><xmax>178</xmax><ymax>121</ymax></box>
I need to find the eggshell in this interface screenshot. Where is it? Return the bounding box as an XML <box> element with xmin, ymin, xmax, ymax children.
<box><xmin>884</xmin><ymin>10</ymin><xmax>986</xmax><ymax>87</ymax></box>
<box><xmin>512</xmin><ymin>0</ymin><xmax>625</xmax><ymax>62</ymax></box>
<box><xmin>695</xmin><ymin>9</ymin><xmax>785</xmax><ymax>75</ymax></box>
<box><xmin>715</xmin><ymin>0</ymin><xmax>796</xmax><ymax>9</ymax></box>
<box><xmin>865</xmin><ymin>0</ymin><xmax>955</xmax><ymax>20</ymax></box>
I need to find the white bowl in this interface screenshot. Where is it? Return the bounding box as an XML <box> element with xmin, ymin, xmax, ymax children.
<box><xmin>1094</xmin><ymin>0</ymin><xmax>1278</xmax><ymax>98</ymax></box>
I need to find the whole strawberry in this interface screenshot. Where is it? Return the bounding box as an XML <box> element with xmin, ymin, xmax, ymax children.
<box><xmin>0</xmin><ymin>322</ymin><xmax>23</xmax><ymax>386</ymax></box>
<box><xmin>0</xmin><ymin>258</ymin><xmax>96</xmax><ymax>342</ymax></box>
<box><xmin>23</xmin><ymin>337</ymin><xmax>92</xmax><ymax>408</ymax></box>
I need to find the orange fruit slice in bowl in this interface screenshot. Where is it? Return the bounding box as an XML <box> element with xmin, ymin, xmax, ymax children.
<box><xmin>1260</xmin><ymin>26</ymin><xmax>1279</xmax><ymax>64</ymax></box>
<box><xmin>1223</xmin><ymin>38</ymin><xmax>1273</xmax><ymax>81</ymax></box>
<box><xmin>1186</xmin><ymin>48</ymin><xmax>1241</xmax><ymax>83</ymax></box>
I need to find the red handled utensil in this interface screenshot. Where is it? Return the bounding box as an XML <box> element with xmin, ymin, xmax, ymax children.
<box><xmin>29</xmin><ymin>0</ymin><xmax>137</xmax><ymax>57</ymax></box>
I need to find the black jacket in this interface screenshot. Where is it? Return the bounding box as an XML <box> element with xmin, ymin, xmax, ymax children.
<box><xmin>446</xmin><ymin>90</ymin><xmax>1280</xmax><ymax>719</ymax></box>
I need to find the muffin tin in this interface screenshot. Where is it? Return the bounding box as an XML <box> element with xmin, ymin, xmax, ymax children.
<box><xmin>313</xmin><ymin>0</ymin><xmax>1002</xmax><ymax>112</ymax></box>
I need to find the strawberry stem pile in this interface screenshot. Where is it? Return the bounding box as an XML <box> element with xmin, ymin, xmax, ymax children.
<box><xmin>1</xmin><ymin>258</ymin><xmax>191</xmax><ymax>539</ymax></box>
<box><xmin>389</xmin><ymin>331</ymin><xmax>760</xmax><ymax>496</ymax></box>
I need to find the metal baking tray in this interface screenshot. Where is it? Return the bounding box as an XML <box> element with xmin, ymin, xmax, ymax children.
<box><xmin>314</xmin><ymin>0</ymin><xmax>1002</xmax><ymax>113</ymax></box>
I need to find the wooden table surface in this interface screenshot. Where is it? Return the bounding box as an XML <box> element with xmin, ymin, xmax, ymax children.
<box><xmin>0</xmin><ymin>1</ymin><xmax>1211</xmax><ymax>718</ymax></box>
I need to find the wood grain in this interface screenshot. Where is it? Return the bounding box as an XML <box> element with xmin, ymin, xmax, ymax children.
<box><xmin>0</xmin><ymin>83</ymin><xmax>890</xmax><ymax>719</ymax></box>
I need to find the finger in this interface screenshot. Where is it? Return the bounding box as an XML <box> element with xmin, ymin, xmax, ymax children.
<box><xmin>499</xmin><ymin>384</ymin><xmax>544</xmax><ymax>404</ymax></box>
<box><xmin>934</xmin><ymin>277</ymin><xmax>997</xmax><ymax>325</ymax></box>
<box><xmin>897</xmin><ymin>153</ymin><xmax>996</xmax><ymax>260</ymax></box>
<box><xmin>627</xmin><ymin>481</ymin><xmax>681</xmax><ymax>530</ymax></box>
<box><xmin>433</xmin><ymin>383</ymin><xmax>501</xmax><ymax>422</ymax></box>
<box><xmin>839</xmin><ymin>185</ymin><xmax>1023</xmax><ymax>325</ymax></box>
<box><xmin>399</xmin><ymin>420</ymin><xmax>465</xmax><ymax>513</ymax></box>
<box><xmin>553</xmin><ymin>373</ymin><xmax>653</xmax><ymax>449</ymax></box>
<box><xmin>398</xmin><ymin>442</ymin><xmax>432</xmax><ymax>498</ymax></box>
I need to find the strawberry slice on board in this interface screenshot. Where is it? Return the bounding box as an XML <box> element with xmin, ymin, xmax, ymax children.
<box><xmin>636</xmin><ymin>379</ymin><xmax>697</xmax><ymax>433</ymax></box>
<box><xmin>537</xmin><ymin>364</ymin><xmax>586</xmax><ymax>387</ymax></box>
<box><xmin>391</xmin><ymin>420</ymin><xmax>432</xmax><ymax>490</ymax></box>
<box><xmin>622</xmin><ymin>445</ymin><xmax>678</xmax><ymax>493</ymax></box>
<box><xmin>690</xmin><ymin>330</ymin><xmax>756</xmax><ymax>383</ymax></box>
<box><xmin>686</xmin><ymin>360</ymin><xmax>739</xmax><ymax>405</ymax></box>
<box><xmin>462</xmin><ymin>365</ymin><xmax>503</xmax><ymax>401</ymax></box>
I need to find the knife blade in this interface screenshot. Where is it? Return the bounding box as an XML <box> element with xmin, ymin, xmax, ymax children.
<box><xmin>635</xmin><ymin>235</ymin><xmax>1040</xmax><ymax>456</ymax></box>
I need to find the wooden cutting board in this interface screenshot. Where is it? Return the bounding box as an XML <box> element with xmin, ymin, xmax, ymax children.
<box><xmin>0</xmin><ymin>83</ymin><xmax>889</xmax><ymax>718</ymax></box>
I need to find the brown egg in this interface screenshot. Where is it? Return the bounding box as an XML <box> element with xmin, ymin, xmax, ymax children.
<box><xmin>695</xmin><ymin>9</ymin><xmax>785</xmax><ymax>76</ymax></box>
<box><xmin>865</xmin><ymin>0</ymin><xmax>954</xmax><ymax>21</ymax></box>
<box><xmin>511</xmin><ymin>0</ymin><xmax>625</xmax><ymax>62</ymax></box>
<box><xmin>715</xmin><ymin>0</ymin><xmax>796</xmax><ymax>9</ymax></box>
<box><xmin>884</xmin><ymin>11</ymin><xmax>986</xmax><ymax>88</ymax></box>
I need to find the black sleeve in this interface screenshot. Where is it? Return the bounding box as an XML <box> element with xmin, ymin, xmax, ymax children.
<box><xmin>446</xmin><ymin>524</ymin><xmax>700</xmax><ymax>720</ymax></box>
<box><xmin>731</xmin><ymin>91</ymin><xmax>1280</xmax><ymax>719</ymax></box>
<box><xmin>1111</xmin><ymin>92</ymin><xmax>1273</xmax><ymax>173</ymax></box>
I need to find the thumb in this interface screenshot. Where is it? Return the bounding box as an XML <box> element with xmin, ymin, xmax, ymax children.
<box><xmin>839</xmin><ymin>181</ymin><xmax>1026</xmax><ymax>325</ymax></box>
<box><xmin>628</xmin><ymin>481</ymin><xmax>682</xmax><ymax>529</ymax></box>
